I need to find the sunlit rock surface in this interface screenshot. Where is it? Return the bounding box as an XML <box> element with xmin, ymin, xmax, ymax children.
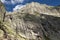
<box><xmin>0</xmin><ymin>1</ymin><xmax>6</xmax><ymax>22</ymax></box>
<box><xmin>0</xmin><ymin>2</ymin><xmax>60</xmax><ymax>40</ymax></box>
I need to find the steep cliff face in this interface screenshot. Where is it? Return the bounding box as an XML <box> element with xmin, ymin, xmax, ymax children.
<box><xmin>0</xmin><ymin>2</ymin><xmax>60</xmax><ymax>40</ymax></box>
<box><xmin>0</xmin><ymin>1</ymin><xmax>6</xmax><ymax>22</ymax></box>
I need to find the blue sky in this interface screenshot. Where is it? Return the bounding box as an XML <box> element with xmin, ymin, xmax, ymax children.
<box><xmin>1</xmin><ymin>0</ymin><xmax>60</xmax><ymax>12</ymax></box>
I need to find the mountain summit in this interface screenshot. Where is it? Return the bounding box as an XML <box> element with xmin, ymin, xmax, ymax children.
<box><xmin>0</xmin><ymin>2</ymin><xmax>60</xmax><ymax>40</ymax></box>
<box><xmin>14</xmin><ymin>2</ymin><xmax>60</xmax><ymax>17</ymax></box>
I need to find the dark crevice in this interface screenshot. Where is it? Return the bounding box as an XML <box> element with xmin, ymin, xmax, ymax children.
<box><xmin>3</xmin><ymin>12</ymin><xmax>6</xmax><ymax>22</ymax></box>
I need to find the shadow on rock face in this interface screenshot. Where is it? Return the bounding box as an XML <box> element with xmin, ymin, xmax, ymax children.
<box><xmin>20</xmin><ymin>13</ymin><xmax>60</xmax><ymax>40</ymax></box>
<box><xmin>3</xmin><ymin>12</ymin><xmax>60</xmax><ymax>40</ymax></box>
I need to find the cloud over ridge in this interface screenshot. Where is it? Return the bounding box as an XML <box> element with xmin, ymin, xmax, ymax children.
<box><xmin>13</xmin><ymin>4</ymin><xmax>26</xmax><ymax>11</ymax></box>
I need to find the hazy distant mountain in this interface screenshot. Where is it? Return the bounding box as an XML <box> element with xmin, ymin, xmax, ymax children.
<box><xmin>0</xmin><ymin>2</ymin><xmax>60</xmax><ymax>40</ymax></box>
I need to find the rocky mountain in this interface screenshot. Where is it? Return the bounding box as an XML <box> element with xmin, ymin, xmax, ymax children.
<box><xmin>0</xmin><ymin>2</ymin><xmax>60</xmax><ymax>40</ymax></box>
<box><xmin>0</xmin><ymin>1</ymin><xmax>6</xmax><ymax>22</ymax></box>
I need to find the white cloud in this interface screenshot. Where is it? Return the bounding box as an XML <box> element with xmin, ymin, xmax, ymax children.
<box><xmin>1</xmin><ymin>0</ymin><xmax>4</xmax><ymax>3</ymax></box>
<box><xmin>1</xmin><ymin>0</ymin><xmax>6</xmax><ymax>3</ymax></box>
<box><xmin>11</xmin><ymin>0</ymin><xmax>24</xmax><ymax>4</ymax></box>
<box><xmin>1</xmin><ymin>0</ymin><xmax>24</xmax><ymax>4</ymax></box>
<box><xmin>1</xmin><ymin>0</ymin><xmax>10</xmax><ymax>4</ymax></box>
<box><xmin>13</xmin><ymin>5</ymin><xmax>26</xmax><ymax>11</ymax></box>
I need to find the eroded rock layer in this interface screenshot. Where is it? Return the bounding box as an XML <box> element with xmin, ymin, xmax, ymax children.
<box><xmin>0</xmin><ymin>2</ymin><xmax>60</xmax><ymax>40</ymax></box>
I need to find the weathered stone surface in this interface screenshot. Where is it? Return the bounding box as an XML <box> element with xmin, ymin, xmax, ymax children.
<box><xmin>0</xmin><ymin>1</ymin><xmax>6</xmax><ymax>22</ymax></box>
<box><xmin>0</xmin><ymin>2</ymin><xmax>60</xmax><ymax>40</ymax></box>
